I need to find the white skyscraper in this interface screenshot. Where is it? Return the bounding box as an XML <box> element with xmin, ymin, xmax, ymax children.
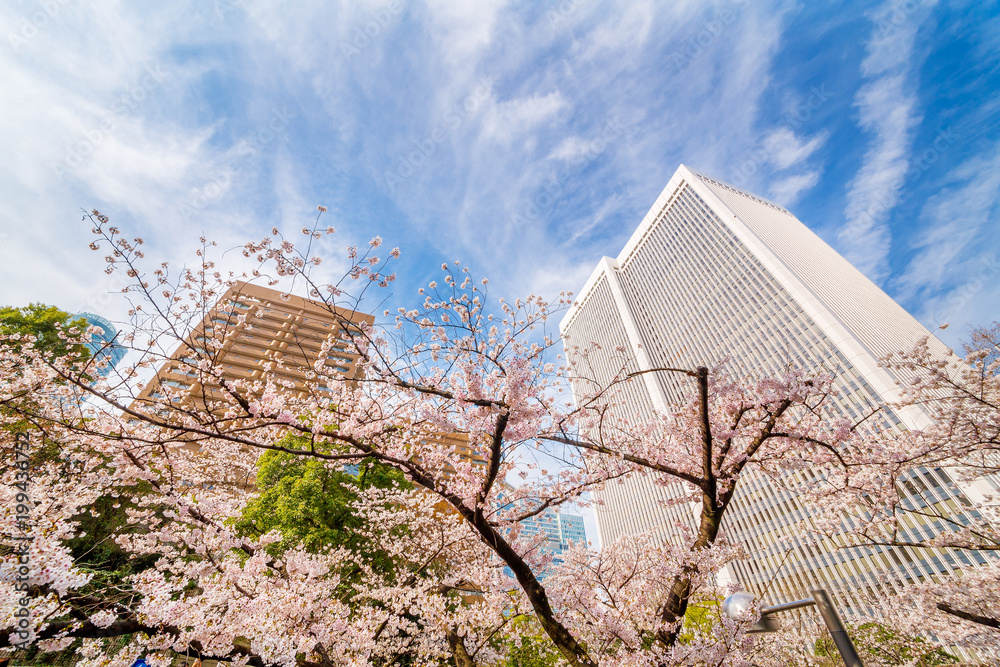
<box><xmin>559</xmin><ymin>164</ymin><xmax>991</xmax><ymax>613</ymax></box>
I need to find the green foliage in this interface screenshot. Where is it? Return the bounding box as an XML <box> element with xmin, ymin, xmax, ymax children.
<box><xmin>814</xmin><ymin>622</ymin><xmax>958</xmax><ymax>666</ymax></box>
<box><xmin>63</xmin><ymin>486</ymin><xmax>160</xmax><ymax>588</ymax></box>
<box><xmin>0</xmin><ymin>303</ymin><xmax>90</xmax><ymax>361</ymax></box>
<box><xmin>233</xmin><ymin>435</ymin><xmax>412</xmax><ymax>573</ymax></box>
<box><xmin>678</xmin><ymin>599</ymin><xmax>721</xmax><ymax>644</ymax></box>
<box><xmin>498</xmin><ymin>617</ymin><xmax>562</xmax><ymax>667</ymax></box>
<box><xmin>1</xmin><ymin>303</ymin><xmax>92</xmax><ymax>440</ymax></box>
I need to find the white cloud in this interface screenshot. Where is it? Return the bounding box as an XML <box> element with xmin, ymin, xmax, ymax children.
<box><xmin>0</xmin><ymin>4</ymin><xmax>210</xmax><ymax>315</ymax></box>
<box><xmin>760</xmin><ymin>127</ymin><xmax>827</xmax><ymax>170</ymax></box>
<box><xmin>548</xmin><ymin>136</ymin><xmax>593</xmax><ymax>162</ymax></box>
<box><xmin>0</xmin><ymin>1</ymin><xmax>334</xmax><ymax>324</ymax></box>
<box><xmin>894</xmin><ymin>148</ymin><xmax>1000</xmax><ymax>315</ymax></box>
<box><xmin>768</xmin><ymin>170</ymin><xmax>821</xmax><ymax>207</ymax></box>
<box><xmin>838</xmin><ymin>0</ymin><xmax>937</xmax><ymax>283</ymax></box>
<box><xmin>572</xmin><ymin>0</ymin><xmax>656</xmax><ymax>61</ymax></box>
<box><xmin>10</xmin><ymin>0</ymin><xmax>991</xmax><ymax>364</ymax></box>
<box><xmin>480</xmin><ymin>91</ymin><xmax>567</xmax><ymax>146</ymax></box>
<box><xmin>466</xmin><ymin>1</ymin><xmax>797</xmax><ymax>300</ymax></box>
<box><xmin>422</xmin><ymin>0</ymin><xmax>509</xmax><ymax>66</ymax></box>
<box><xmin>0</xmin><ymin>0</ymin><xmax>799</xmax><ymax>327</ymax></box>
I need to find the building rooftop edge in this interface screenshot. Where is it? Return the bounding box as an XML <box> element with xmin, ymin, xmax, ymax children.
<box><xmin>560</xmin><ymin>163</ymin><xmax>698</xmax><ymax>334</ymax></box>
<box><xmin>558</xmin><ymin>163</ymin><xmax>798</xmax><ymax>335</ymax></box>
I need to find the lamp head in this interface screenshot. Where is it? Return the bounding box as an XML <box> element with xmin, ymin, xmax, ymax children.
<box><xmin>722</xmin><ymin>591</ymin><xmax>757</xmax><ymax>620</ymax></box>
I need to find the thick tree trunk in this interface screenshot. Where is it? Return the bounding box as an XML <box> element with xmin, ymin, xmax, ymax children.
<box><xmin>403</xmin><ymin>422</ymin><xmax>596</xmax><ymax>667</ymax></box>
<box><xmin>447</xmin><ymin>629</ymin><xmax>476</xmax><ymax>667</ymax></box>
<box><xmin>464</xmin><ymin>510</ymin><xmax>597</xmax><ymax>667</ymax></box>
<box><xmin>654</xmin><ymin>368</ymin><xmax>726</xmax><ymax>648</ymax></box>
<box><xmin>655</xmin><ymin>492</ymin><xmax>724</xmax><ymax>648</ymax></box>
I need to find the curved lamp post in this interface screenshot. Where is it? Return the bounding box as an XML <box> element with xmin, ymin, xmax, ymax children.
<box><xmin>722</xmin><ymin>588</ymin><xmax>864</xmax><ymax>667</ymax></box>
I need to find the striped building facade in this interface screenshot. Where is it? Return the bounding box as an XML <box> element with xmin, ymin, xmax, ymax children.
<box><xmin>559</xmin><ymin>164</ymin><xmax>993</xmax><ymax>613</ymax></box>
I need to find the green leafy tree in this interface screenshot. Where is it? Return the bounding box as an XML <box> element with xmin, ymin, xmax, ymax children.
<box><xmin>498</xmin><ymin>617</ymin><xmax>562</xmax><ymax>667</ymax></box>
<box><xmin>233</xmin><ymin>435</ymin><xmax>413</xmax><ymax>573</ymax></box>
<box><xmin>1</xmin><ymin>302</ymin><xmax>91</xmax><ymax>444</ymax></box>
<box><xmin>232</xmin><ymin>436</ymin><xmax>434</xmax><ymax>661</ymax></box>
<box><xmin>814</xmin><ymin>622</ymin><xmax>958</xmax><ymax>666</ymax></box>
<box><xmin>0</xmin><ymin>302</ymin><xmax>90</xmax><ymax>361</ymax></box>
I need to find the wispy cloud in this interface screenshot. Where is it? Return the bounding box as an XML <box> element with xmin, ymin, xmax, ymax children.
<box><xmin>760</xmin><ymin>126</ymin><xmax>827</xmax><ymax>170</ymax></box>
<box><xmin>571</xmin><ymin>0</ymin><xmax>656</xmax><ymax>62</ymax></box>
<box><xmin>894</xmin><ymin>147</ymin><xmax>1000</xmax><ymax>327</ymax></box>
<box><xmin>768</xmin><ymin>170</ymin><xmax>821</xmax><ymax>207</ymax></box>
<box><xmin>480</xmin><ymin>91</ymin><xmax>568</xmax><ymax>146</ymax></box>
<box><xmin>731</xmin><ymin>123</ymin><xmax>828</xmax><ymax>204</ymax></box>
<box><xmin>2</xmin><ymin>0</ymin><xmax>996</xmax><ymax>354</ymax></box>
<box><xmin>422</xmin><ymin>0</ymin><xmax>509</xmax><ymax>66</ymax></box>
<box><xmin>838</xmin><ymin>0</ymin><xmax>937</xmax><ymax>282</ymax></box>
<box><xmin>0</xmin><ymin>3</ymin><xmax>224</xmax><ymax>314</ymax></box>
<box><xmin>565</xmin><ymin>192</ymin><xmax>625</xmax><ymax>247</ymax></box>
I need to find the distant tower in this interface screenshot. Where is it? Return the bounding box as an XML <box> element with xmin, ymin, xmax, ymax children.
<box><xmin>559</xmin><ymin>164</ymin><xmax>988</xmax><ymax>615</ymax></box>
<box><xmin>520</xmin><ymin>509</ymin><xmax>588</xmax><ymax>559</ymax></box>
<box><xmin>507</xmin><ymin>504</ymin><xmax>588</xmax><ymax>578</ymax></box>
<box><xmin>72</xmin><ymin>312</ymin><xmax>126</xmax><ymax>378</ymax></box>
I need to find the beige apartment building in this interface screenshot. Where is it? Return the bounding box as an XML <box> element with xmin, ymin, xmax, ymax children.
<box><xmin>135</xmin><ymin>281</ymin><xmax>371</xmax><ymax>407</ymax></box>
<box><xmin>128</xmin><ymin>283</ymin><xmax>371</xmax><ymax>484</ymax></box>
<box><xmin>132</xmin><ymin>282</ymin><xmax>485</xmax><ymax>484</ymax></box>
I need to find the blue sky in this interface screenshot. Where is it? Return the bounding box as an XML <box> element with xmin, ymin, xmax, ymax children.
<box><xmin>2</xmin><ymin>0</ymin><xmax>998</xmax><ymax>351</ymax></box>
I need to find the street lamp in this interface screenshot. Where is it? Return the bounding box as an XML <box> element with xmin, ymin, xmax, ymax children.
<box><xmin>722</xmin><ymin>588</ymin><xmax>864</xmax><ymax>667</ymax></box>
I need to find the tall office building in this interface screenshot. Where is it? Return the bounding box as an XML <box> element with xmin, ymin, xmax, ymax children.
<box><xmin>559</xmin><ymin>164</ymin><xmax>991</xmax><ymax>613</ymax></box>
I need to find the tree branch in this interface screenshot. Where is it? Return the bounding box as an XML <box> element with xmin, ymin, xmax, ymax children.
<box><xmin>937</xmin><ymin>602</ymin><xmax>1000</xmax><ymax>629</ymax></box>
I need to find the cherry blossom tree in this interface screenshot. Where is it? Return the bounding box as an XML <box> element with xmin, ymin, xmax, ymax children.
<box><xmin>797</xmin><ymin>322</ymin><xmax>1000</xmax><ymax>647</ymax></box>
<box><xmin>2</xmin><ymin>210</ymin><xmax>986</xmax><ymax>667</ymax></box>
